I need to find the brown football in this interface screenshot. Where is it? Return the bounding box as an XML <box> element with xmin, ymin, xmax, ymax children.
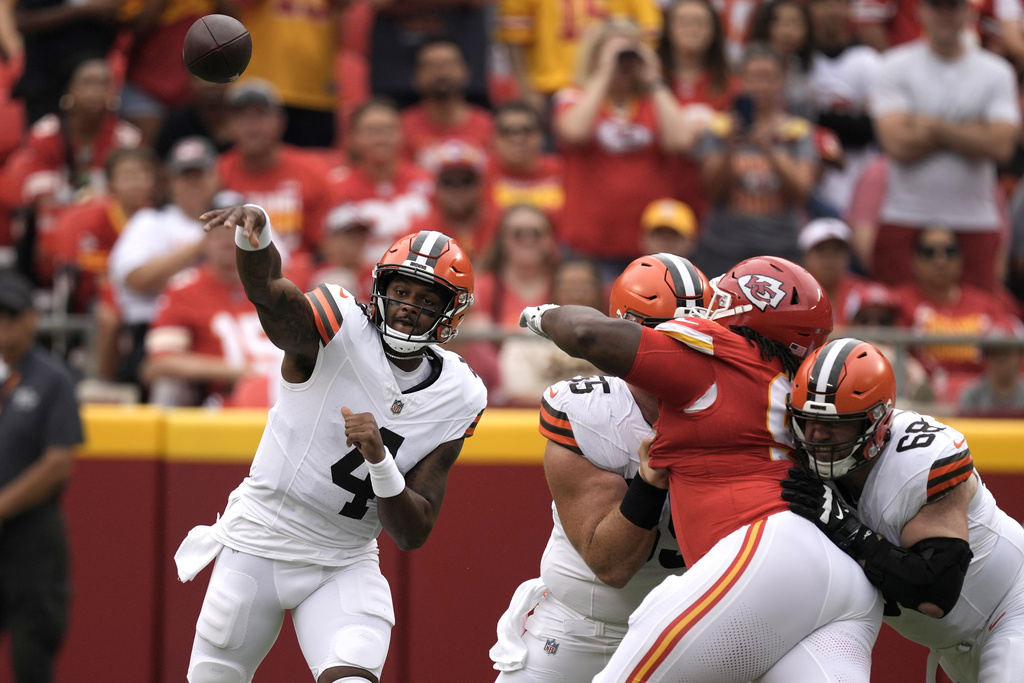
<box><xmin>182</xmin><ymin>14</ymin><xmax>252</xmax><ymax>84</ymax></box>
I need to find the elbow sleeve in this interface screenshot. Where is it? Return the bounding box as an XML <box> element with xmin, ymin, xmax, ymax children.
<box><xmin>862</xmin><ymin>536</ymin><xmax>973</xmax><ymax>617</ymax></box>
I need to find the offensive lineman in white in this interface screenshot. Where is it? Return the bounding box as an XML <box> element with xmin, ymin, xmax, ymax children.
<box><xmin>490</xmin><ymin>254</ymin><xmax>708</xmax><ymax>682</ymax></box>
<box><xmin>782</xmin><ymin>338</ymin><xmax>1024</xmax><ymax>683</ymax></box>
<box><xmin>173</xmin><ymin>204</ymin><xmax>487</xmax><ymax>683</ymax></box>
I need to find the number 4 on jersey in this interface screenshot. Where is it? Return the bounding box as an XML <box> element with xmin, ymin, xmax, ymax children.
<box><xmin>331</xmin><ymin>427</ymin><xmax>405</xmax><ymax>519</ymax></box>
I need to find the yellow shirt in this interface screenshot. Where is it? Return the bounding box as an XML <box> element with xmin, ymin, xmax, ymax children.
<box><xmin>241</xmin><ymin>0</ymin><xmax>337</xmax><ymax>111</ymax></box>
<box><xmin>497</xmin><ymin>0</ymin><xmax>662</xmax><ymax>95</ymax></box>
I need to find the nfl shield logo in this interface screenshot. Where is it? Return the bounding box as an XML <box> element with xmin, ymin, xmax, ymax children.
<box><xmin>543</xmin><ymin>638</ymin><xmax>559</xmax><ymax>656</ymax></box>
<box><xmin>391</xmin><ymin>399</ymin><xmax>404</xmax><ymax>415</ymax></box>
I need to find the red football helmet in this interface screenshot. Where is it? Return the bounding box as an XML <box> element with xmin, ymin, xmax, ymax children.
<box><xmin>709</xmin><ymin>256</ymin><xmax>832</xmax><ymax>359</ymax></box>
<box><xmin>609</xmin><ymin>253</ymin><xmax>711</xmax><ymax>326</ymax></box>
<box><xmin>368</xmin><ymin>231</ymin><xmax>474</xmax><ymax>352</ymax></box>
<box><xmin>788</xmin><ymin>338</ymin><xmax>896</xmax><ymax>479</ymax></box>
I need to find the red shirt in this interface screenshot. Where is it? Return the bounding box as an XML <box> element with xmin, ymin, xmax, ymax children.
<box><xmin>147</xmin><ymin>266</ymin><xmax>283</xmax><ymax>402</ymax></box>
<box><xmin>472</xmin><ymin>271</ymin><xmax>551</xmax><ymax>329</ymax></box>
<box><xmin>624</xmin><ymin>319</ymin><xmax>793</xmax><ymax>565</ymax></box>
<box><xmin>554</xmin><ymin>88</ymin><xmax>676</xmax><ymax>259</ymax></box>
<box><xmin>896</xmin><ymin>282</ymin><xmax>1013</xmax><ymax>375</ymax></box>
<box><xmin>218</xmin><ymin>145</ymin><xmax>332</xmax><ymax>256</ymax></box>
<box><xmin>485</xmin><ymin>155</ymin><xmax>564</xmax><ymax>229</ymax></box>
<box><xmin>401</xmin><ymin>104</ymin><xmax>495</xmax><ymax>171</ymax></box>
<box><xmin>326</xmin><ymin>161</ymin><xmax>434</xmax><ymax>267</ymax></box>
<box><xmin>0</xmin><ymin>114</ymin><xmax>141</xmax><ymax>281</ymax></box>
<box><xmin>49</xmin><ymin>196</ymin><xmax>132</xmax><ymax>312</ymax></box>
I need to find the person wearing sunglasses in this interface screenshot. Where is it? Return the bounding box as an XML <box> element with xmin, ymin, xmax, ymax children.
<box><xmin>894</xmin><ymin>227</ymin><xmax>1020</xmax><ymax>407</ymax></box>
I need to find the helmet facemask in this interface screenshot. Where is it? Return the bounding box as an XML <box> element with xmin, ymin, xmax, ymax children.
<box><xmin>789</xmin><ymin>399</ymin><xmax>892</xmax><ymax>480</ymax></box>
<box><xmin>369</xmin><ymin>268</ymin><xmax>469</xmax><ymax>353</ymax></box>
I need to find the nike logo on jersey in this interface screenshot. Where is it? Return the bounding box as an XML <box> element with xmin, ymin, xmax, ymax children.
<box><xmin>549</xmin><ymin>387</ymin><xmax>558</xmax><ymax>398</ymax></box>
<box><xmin>990</xmin><ymin>611</ymin><xmax>1007</xmax><ymax>631</ymax></box>
<box><xmin>954</xmin><ymin>437</ymin><xmax>966</xmax><ymax>449</ymax></box>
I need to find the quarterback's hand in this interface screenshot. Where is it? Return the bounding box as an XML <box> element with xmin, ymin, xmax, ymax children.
<box><xmin>519</xmin><ymin>304</ymin><xmax>560</xmax><ymax>340</ymax></box>
<box><xmin>341</xmin><ymin>407</ymin><xmax>386</xmax><ymax>463</ymax></box>
<box><xmin>201</xmin><ymin>204</ymin><xmax>266</xmax><ymax>248</ymax></box>
<box><xmin>781</xmin><ymin>468</ymin><xmax>876</xmax><ymax>559</ymax></box>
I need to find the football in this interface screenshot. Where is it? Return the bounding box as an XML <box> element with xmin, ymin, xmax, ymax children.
<box><xmin>182</xmin><ymin>14</ymin><xmax>252</xmax><ymax>84</ymax></box>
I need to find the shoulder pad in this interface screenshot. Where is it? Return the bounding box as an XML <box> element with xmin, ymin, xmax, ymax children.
<box><xmin>653</xmin><ymin>317</ymin><xmax>718</xmax><ymax>356</ymax></box>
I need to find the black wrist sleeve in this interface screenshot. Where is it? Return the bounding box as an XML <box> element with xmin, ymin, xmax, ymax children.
<box><xmin>619</xmin><ymin>476</ymin><xmax>668</xmax><ymax>530</ymax></box>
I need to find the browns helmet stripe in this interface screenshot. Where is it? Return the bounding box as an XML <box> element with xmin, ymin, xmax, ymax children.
<box><xmin>409</xmin><ymin>231</ymin><xmax>452</xmax><ymax>269</ymax></box>
<box><xmin>808</xmin><ymin>338</ymin><xmax>860</xmax><ymax>403</ymax></box>
<box><xmin>653</xmin><ymin>253</ymin><xmax>703</xmax><ymax>302</ymax></box>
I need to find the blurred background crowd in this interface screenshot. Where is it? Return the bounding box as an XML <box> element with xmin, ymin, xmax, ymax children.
<box><xmin>2</xmin><ymin>0</ymin><xmax>1024</xmax><ymax>414</ymax></box>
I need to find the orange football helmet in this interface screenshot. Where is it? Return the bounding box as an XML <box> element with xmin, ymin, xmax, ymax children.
<box><xmin>369</xmin><ymin>231</ymin><xmax>474</xmax><ymax>352</ymax></box>
<box><xmin>788</xmin><ymin>338</ymin><xmax>896</xmax><ymax>479</ymax></box>
<box><xmin>609</xmin><ymin>253</ymin><xmax>711</xmax><ymax>326</ymax></box>
<box><xmin>709</xmin><ymin>256</ymin><xmax>832</xmax><ymax>359</ymax></box>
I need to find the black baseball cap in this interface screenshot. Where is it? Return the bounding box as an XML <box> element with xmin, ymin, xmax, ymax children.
<box><xmin>0</xmin><ymin>271</ymin><xmax>35</xmax><ymax>315</ymax></box>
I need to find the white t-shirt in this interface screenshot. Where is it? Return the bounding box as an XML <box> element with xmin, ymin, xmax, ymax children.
<box><xmin>871</xmin><ymin>40</ymin><xmax>1021</xmax><ymax>230</ymax></box>
<box><xmin>108</xmin><ymin>204</ymin><xmax>205</xmax><ymax>324</ymax></box>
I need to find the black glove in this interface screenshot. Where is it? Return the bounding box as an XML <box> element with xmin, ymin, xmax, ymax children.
<box><xmin>781</xmin><ymin>468</ymin><xmax>879</xmax><ymax>560</ymax></box>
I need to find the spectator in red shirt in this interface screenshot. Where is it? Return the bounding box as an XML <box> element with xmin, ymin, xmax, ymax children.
<box><xmin>896</xmin><ymin>227</ymin><xmax>1018</xmax><ymax>404</ymax></box>
<box><xmin>409</xmin><ymin>140</ymin><xmax>499</xmax><ymax>258</ymax></box>
<box><xmin>50</xmin><ymin>146</ymin><xmax>159</xmax><ymax>313</ymax></box>
<box><xmin>660</xmin><ymin>0</ymin><xmax>739</xmax><ymax>219</ymax></box>
<box><xmin>1</xmin><ymin>56</ymin><xmax>141</xmax><ymax>284</ymax></box>
<box><xmin>487</xmin><ymin>101</ymin><xmax>564</xmax><ymax>228</ymax></box>
<box><xmin>141</xmin><ymin>221</ymin><xmax>283</xmax><ymax>407</ymax></box>
<box><xmin>326</xmin><ymin>98</ymin><xmax>434</xmax><ymax>269</ymax></box>
<box><xmin>555</xmin><ymin>19</ymin><xmax>695</xmax><ymax>283</ymax></box>
<box><xmin>217</xmin><ymin>79</ymin><xmax>331</xmax><ymax>259</ymax></box>
<box><xmin>402</xmin><ymin>37</ymin><xmax>495</xmax><ymax>173</ymax></box>
<box><xmin>797</xmin><ymin>217</ymin><xmax>891</xmax><ymax>327</ymax></box>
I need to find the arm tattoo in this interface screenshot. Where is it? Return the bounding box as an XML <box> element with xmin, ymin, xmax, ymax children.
<box><xmin>237</xmin><ymin>245</ymin><xmax>320</xmax><ymax>354</ymax></box>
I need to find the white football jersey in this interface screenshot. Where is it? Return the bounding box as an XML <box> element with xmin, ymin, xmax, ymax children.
<box><xmin>210</xmin><ymin>284</ymin><xmax>487</xmax><ymax>566</ymax></box>
<box><xmin>851</xmin><ymin>409</ymin><xmax>1024</xmax><ymax>647</ymax></box>
<box><xmin>538</xmin><ymin>375</ymin><xmax>686</xmax><ymax>625</ymax></box>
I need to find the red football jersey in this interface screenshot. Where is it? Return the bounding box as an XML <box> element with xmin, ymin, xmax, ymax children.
<box><xmin>325</xmin><ymin>161</ymin><xmax>434</xmax><ymax>268</ymax></box>
<box><xmin>401</xmin><ymin>104</ymin><xmax>495</xmax><ymax>171</ymax></box>
<box><xmin>218</xmin><ymin>146</ymin><xmax>332</xmax><ymax>256</ymax></box>
<box><xmin>896</xmin><ymin>281</ymin><xmax>1011</xmax><ymax>374</ymax></box>
<box><xmin>554</xmin><ymin>88</ymin><xmax>676</xmax><ymax>259</ymax></box>
<box><xmin>147</xmin><ymin>267</ymin><xmax>283</xmax><ymax>400</ymax></box>
<box><xmin>49</xmin><ymin>196</ymin><xmax>130</xmax><ymax>312</ymax></box>
<box><xmin>485</xmin><ymin>154</ymin><xmax>565</xmax><ymax>229</ymax></box>
<box><xmin>624</xmin><ymin>318</ymin><xmax>794</xmax><ymax>565</ymax></box>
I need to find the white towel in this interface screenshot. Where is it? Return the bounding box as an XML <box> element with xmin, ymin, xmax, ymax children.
<box><xmin>489</xmin><ymin>577</ymin><xmax>548</xmax><ymax>672</ymax></box>
<box><xmin>173</xmin><ymin>525</ymin><xmax>224</xmax><ymax>582</ymax></box>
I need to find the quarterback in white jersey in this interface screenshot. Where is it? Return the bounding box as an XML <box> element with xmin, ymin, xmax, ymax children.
<box><xmin>783</xmin><ymin>338</ymin><xmax>1024</xmax><ymax>683</ymax></box>
<box><xmin>174</xmin><ymin>204</ymin><xmax>486</xmax><ymax>683</ymax></box>
<box><xmin>491</xmin><ymin>254</ymin><xmax>707</xmax><ymax>682</ymax></box>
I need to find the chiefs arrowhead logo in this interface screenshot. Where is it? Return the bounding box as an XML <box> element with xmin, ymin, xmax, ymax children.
<box><xmin>737</xmin><ymin>274</ymin><xmax>787</xmax><ymax>311</ymax></box>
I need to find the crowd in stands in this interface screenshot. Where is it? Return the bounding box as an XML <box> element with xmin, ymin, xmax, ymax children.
<box><xmin>2</xmin><ymin>0</ymin><xmax>1024</xmax><ymax>414</ymax></box>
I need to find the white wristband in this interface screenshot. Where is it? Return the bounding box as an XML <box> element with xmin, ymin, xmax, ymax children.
<box><xmin>235</xmin><ymin>204</ymin><xmax>273</xmax><ymax>251</ymax></box>
<box><xmin>367</xmin><ymin>448</ymin><xmax>406</xmax><ymax>498</ymax></box>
